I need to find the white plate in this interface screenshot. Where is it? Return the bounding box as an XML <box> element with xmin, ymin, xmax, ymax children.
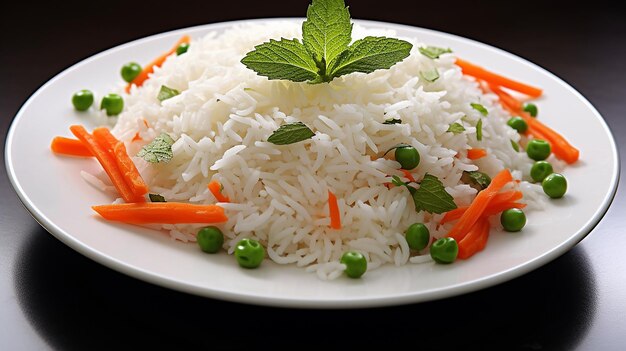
<box><xmin>5</xmin><ymin>19</ymin><xmax>619</xmax><ymax>308</ymax></box>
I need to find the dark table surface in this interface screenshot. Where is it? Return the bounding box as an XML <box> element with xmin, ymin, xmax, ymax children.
<box><xmin>2</xmin><ymin>0</ymin><xmax>625</xmax><ymax>349</ymax></box>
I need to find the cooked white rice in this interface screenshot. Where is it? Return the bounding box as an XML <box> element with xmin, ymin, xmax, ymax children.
<box><xmin>91</xmin><ymin>22</ymin><xmax>547</xmax><ymax>279</ymax></box>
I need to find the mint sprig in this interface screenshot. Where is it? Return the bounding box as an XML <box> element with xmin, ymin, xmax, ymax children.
<box><xmin>267</xmin><ymin>122</ymin><xmax>315</xmax><ymax>145</ymax></box>
<box><xmin>408</xmin><ymin>174</ymin><xmax>457</xmax><ymax>214</ymax></box>
<box><xmin>241</xmin><ymin>0</ymin><xmax>413</xmax><ymax>84</ymax></box>
<box><xmin>137</xmin><ymin>133</ymin><xmax>175</xmax><ymax>163</ymax></box>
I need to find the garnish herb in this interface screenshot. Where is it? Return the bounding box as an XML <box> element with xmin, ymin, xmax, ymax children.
<box><xmin>476</xmin><ymin>118</ymin><xmax>483</xmax><ymax>141</ymax></box>
<box><xmin>241</xmin><ymin>0</ymin><xmax>413</xmax><ymax>84</ymax></box>
<box><xmin>447</xmin><ymin>123</ymin><xmax>465</xmax><ymax>134</ymax></box>
<box><xmin>511</xmin><ymin>139</ymin><xmax>520</xmax><ymax>152</ymax></box>
<box><xmin>149</xmin><ymin>193</ymin><xmax>166</xmax><ymax>202</ymax></box>
<box><xmin>267</xmin><ymin>122</ymin><xmax>315</xmax><ymax>145</ymax></box>
<box><xmin>420</xmin><ymin>69</ymin><xmax>440</xmax><ymax>82</ymax></box>
<box><xmin>470</xmin><ymin>102</ymin><xmax>488</xmax><ymax>116</ymax></box>
<box><xmin>383</xmin><ymin>118</ymin><xmax>402</xmax><ymax>125</ymax></box>
<box><xmin>418</xmin><ymin>46</ymin><xmax>452</xmax><ymax>59</ymax></box>
<box><xmin>137</xmin><ymin>133</ymin><xmax>175</xmax><ymax>163</ymax></box>
<box><xmin>462</xmin><ymin>171</ymin><xmax>491</xmax><ymax>191</ymax></box>
<box><xmin>391</xmin><ymin>174</ymin><xmax>457</xmax><ymax>214</ymax></box>
<box><xmin>157</xmin><ymin>85</ymin><xmax>180</xmax><ymax>101</ymax></box>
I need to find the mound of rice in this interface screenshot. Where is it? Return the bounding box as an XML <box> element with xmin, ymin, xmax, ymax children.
<box><xmin>93</xmin><ymin>22</ymin><xmax>547</xmax><ymax>279</ymax></box>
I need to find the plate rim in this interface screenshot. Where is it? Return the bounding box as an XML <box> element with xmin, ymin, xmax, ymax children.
<box><xmin>5</xmin><ymin>18</ymin><xmax>621</xmax><ymax>308</ymax></box>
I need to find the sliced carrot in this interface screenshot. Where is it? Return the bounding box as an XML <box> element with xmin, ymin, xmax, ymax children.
<box><xmin>70</xmin><ymin>125</ymin><xmax>139</xmax><ymax>203</ymax></box>
<box><xmin>92</xmin><ymin>203</ymin><xmax>227</xmax><ymax>224</ymax></box>
<box><xmin>328</xmin><ymin>190</ymin><xmax>341</xmax><ymax>230</ymax></box>
<box><xmin>93</xmin><ymin>128</ymin><xmax>149</xmax><ymax>200</ymax></box>
<box><xmin>125</xmin><ymin>35</ymin><xmax>191</xmax><ymax>93</ymax></box>
<box><xmin>446</xmin><ymin>169</ymin><xmax>513</xmax><ymax>241</ymax></box>
<box><xmin>456</xmin><ymin>58</ymin><xmax>543</xmax><ymax>98</ymax></box>
<box><xmin>487</xmin><ymin>82</ymin><xmax>523</xmax><ymax>111</ymax></box>
<box><xmin>441</xmin><ymin>190</ymin><xmax>523</xmax><ymax>224</ymax></box>
<box><xmin>457</xmin><ymin>218</ymin><xmax>490</xmax><ymax>259</ymax></box>
<box><xmin>132</xmin><ymin>132</ymin><xmax>142</xmax><ymax>142</ymax></box>
<box><xmin>400</xmin><ymin>169</ymin><xmax>416</xmax><ymax>183</ymax></box>
<box><xmin>51</xmin><ymin>136</ymin><xmax>92</xmax><ymax>157</ymax></box>
<box><xmin>208</xmin><ymin>180</ymin><xmax>230</xmax><ymax>203</ymax></box>
<box><xmin>467</xmin><ymin>148</ymin><xmax>487</xmax><ymax>160</ymax></box>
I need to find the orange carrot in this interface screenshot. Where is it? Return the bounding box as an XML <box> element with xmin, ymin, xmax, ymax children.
<box><xmin>487</xmin><ymin>82</ymin><xmax>523</xmax><ymax>111</ymax></box>
<box><xmin>328</xmin><ymin>190</ymin><xmax>341</xmax><ymax>230</ymax></box>
<box><xmin>400</xmin><ymin>169</ymin><xmax>416</xmax><ymax>183</ymax></box>
<box><xmin>125</xmin><ymin>36</ymin><xmax>191</xmax><ymax>93</ymax></box>
<box><xmin>208</xmin><ymin>180</ymin><xmax>230</xmax><ymax>203</ymax></box>
<box><xmin>467</xmin><ymin>148</ymin><xmax>487</xmax><ymax>160</ymax></box>
<box><xmin>70</xmin><ymin>125</ymin><xmax>140</xmax><ymax>203</ymax></box>
<box><xmin>446</xmin><ymin>169</ymin><xmax>513</xmax><ymax>241</ymax></box>
<box><xmin>457</xmin><ymin>218</ymin><xmax>490</xmax><ymax>259</ymax></box>
<box><xmin>441</xmin><ymin>190</ymin><xmax>523</xmax><ymax>224</ymax></box>
<box><xmin>93</xmin><ymin>128</ymin><xmax>149</xmax><ymax>199</ymax></box>
<box><xmin>92</xmin><ymin>203</ymin><xmax>227</xmax><ymax>224</ymax></box>
<box><xmin>132</xmin><ymin>132</ymin><xmax>142</xmax><ymax>142</ymax></box>
<box><xmin>50</xmin><ymin>136</ymin><xmax>92</xmax><ymax>157</ymax></box>
<box><xmin>456</xmin><ymin>58</ymin><xmax>543</xmax><ymax>98</ymax></box>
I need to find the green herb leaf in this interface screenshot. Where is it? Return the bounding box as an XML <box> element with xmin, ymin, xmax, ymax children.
<box><xmin>409</xmin><ymin>174</ymin><xmax>457</xmax><ymax>214</ymax></box>
<box><xmin>462</xmin><ymin>171</ymin><xmax>491</xmax><ymax>191</ymax></box>
<box><xmin>418</xmin><ymin>46</ymin><xmax>452</xmax><ymax>59</ymax></box>
<box><xmin>476</xmin><ymin>118</ymin><xmax>483</xmax><ymax>141</ymax></box>
<box><xmin>328</xmin><ymin>36</ymin><xmax>413</xmax><ymax>79</ymax></box>
<box><xmin>241</xmin><ymin>38</ymin><xmax>320</xmax><ymax>82</ymax></box>
<box><xmin>302</xmin><ymin>0</ymin><xmax>352</xmax><ymax>71</ymax></box>
<box><xmin>471</xmin><ymin>102</ymin><xmax>488</xmax><ymax>116</ymax></box>
<box><xmin>157</xmin><ymin>85</ymin><xmax>180</xmax><ymax>101</ymax></box>
<box><xmin>383</xmin><ymin>118</ymin><xmax>402</xmax><ymax>125</ymax></box>
<box><xmin>267</xmin><ymin>122</ymin><xmax>315</xmax><ymax>145</ymax></box>
<box><xmin>447</xmin><ymin>123</ymin><xmax>465</xmax><ymax>134</ymax></box>
<box><xmin>420</xmin><ymin>69</ymin><xmax>439</xmax><ymax>82</ymax></box>
<box><xmin>137</xmin><ymin>133</ymin><xmax>175</xmax><ymax>163</ymax></box>
<box><xmin>382</xmin><ymin>143</ymin><xmax>411</xmax><ymax>157</ymax></box>
<box><xmin>149</xmin><ymin>193</ymin><xmax>166</xmax><ymax>202</ymax></box>
<box><xmin>391</xmin><ymin>175</ymin><xmax>406</xmax><ymax>187</ymax></box>
<box><xmin>511</xmin><ymin>139</ymin><xmax>520</xmax><ymax>152</ymax></box>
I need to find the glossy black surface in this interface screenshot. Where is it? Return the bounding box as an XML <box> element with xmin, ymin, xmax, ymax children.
<box><xmin>1</xmin><ymin>1</ymin><xmax>624</xmax><ymax>349</ymax></box>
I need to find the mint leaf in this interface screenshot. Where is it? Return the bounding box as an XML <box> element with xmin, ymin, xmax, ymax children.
<box><xmin>471</xmin><ymin>102</ymin><xmax>488</xmax><ymax>116</ymax></box>
<box><xmin>149</xmin><ymin>193</ymin><xmax>166</xmax><ymax>202</ymax></box>
<box><xmin>418</xmin><ymin>46</ymin><xmax>452</xmax><ymax>59</ymax></box>
<box><xmin>302</xmin><ymin>0</ymin><xmax>352</xmax><ymax>72</ymax></box>
<box><xmin>391</xmin><ymin>175</ymin><xmax>407</xmax><ymax>187</ymax></box>
<box><xmin>447</xmin><ymin>123</ymin><xmax>465</xmax><ymax>134</ymax></box>
<box><xmin>420</xmin><ymin>69</ymin><xmax>439</xmax><ymax>82</ymax></box>
<box><xmin>476</xmin><ymin>118</ymin><xmax>483</xmax><ymax>141</ymax></box>
<box><xmin>267</xmin><ymin>122</ymin><xmax>315</xmax><ymax>145</ymax></box>
<box><xmin>157</xmin><ymin>85</ymin><xmax>180</xmax><ymax>101</ymax></box>
<box><xmin>462</xmin><ymin>171</ymin><xmax>491</xmax><ymax>191</ymax></box>
<box><xmin>383</xmin><ymin>118</ymin><xmax>402</xmax><ymax>125</ymax></box>
<box><xmin>241</xmin><ymin>38</ymin><xmax>320</xmax><ymax>82</ymax></box>
<box><xmin>137</xmin><ymin>133</ymin><xmax>175</xmax><ymax>163</ymax></box>
<box><xmin>511</xmin><ymin>139</ymin><xmax>520</xmax><ymax>152</ymax></box>
<box><xmin>328</xmin><ymin>36</ymin><xmax>412</xmax><ymax>79</ymax></box>
<box><xmin>409</xmin><ymin>174</ymin><xmax>457</xmax><ymax>214</ymax></box>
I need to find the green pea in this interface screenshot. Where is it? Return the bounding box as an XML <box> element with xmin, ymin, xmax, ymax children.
<box><xmin>196</xmin><ymin>226</ymin><xmax>224</xmax><ymax>253</ymax></box>
<box><xmin>121</xmin><ymin>62</ymin><xmax>142</xmax><ymax>83</ymax></box>
<box><xmin>430</xmin><ymin>237</ymin><xmax>458</xmax><ymax>264</ymax></box>
<box><xmin>523</xmin><ymin>103</ymin><xmax>538</xmax><ymax>117</ymax></box>
<box><xmin>500</xmin><ymin>208</ymin><xmax>526</xmax><ymax>232</ymax></box>
<box><xmin>507</xmin><ymin>116</ymin><xmax>528</xmax><ymax>133</ymax></box>
<box><xmin>234</xmin><ymin>238</ymin><xmax>265</xmax><ymax>269</ymax></box>
<box><xmin>100</xmin><ymin>94</ymin><xmax>124</xmax><ymax>116</ymax></box>
<box><xmin>72</xmin><ymin>89</ymin><xmax>94</xmax><ymax>111</ymax></box>
<box><xmin>176</xmin><ymin>43</ymin><xmax>190</xmax><ymax>55</ymax></box>
<box><xmin>340</xmin><ymin>251</ymin><xmax>367</xmax><ymax>278</ymax></box>
<box><xmin>542</xmin><ymin>173</ymin><xmax>567</xmax><ymax>198</ymax></box>
<box><xmin>395</xmin><ymin>146</ymin><xmax>420</xmax><ymax>170</ymax></box>
<box><xmin>530</xmin><ymin>161</ymin><xmax>554</xmax><ymax>182</ymax></box>
<box><xmin>405</xmin><ymin>223</ymin><xmax>430</xmax><ymax>251</ymax></box>
<box><xmin>526</xmin><ymin>139</ymin><xmax>551</xmax><ymax>161</ymax></box>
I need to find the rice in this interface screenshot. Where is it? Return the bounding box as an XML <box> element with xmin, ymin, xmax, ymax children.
<box><xmin>92</xmin><ymin>21</ymin><xmax>545</xmax><ymax>278</ymax></box>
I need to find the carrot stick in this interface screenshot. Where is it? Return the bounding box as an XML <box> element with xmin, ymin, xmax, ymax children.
<box><xmin>51</xmin><ymin>136</ymin><xmax>92</xmax><ymax>157</ymax></box>
<box><xmin>208</xmin><ymin>180</ymin><xmax>230</xmax><ymax>203</ymax></box>
<box><xmin>441</xmin><ymin>190</ymin><xmax>523</xmax><ymax>224</ymax></box>
<box><xmin>456</xmin><ymin>58</ymin><xmax>543</xmax><ymax>98</ymax></box>
<box><xmin>93</xmin><ymin>128</ymin><xmax>149</xmax><ymax>199</ymax></box>
<box><xmin>132</xmin><ymin>132</ymin><xmax>142</xmax><ymax>142</ymax></box>
<box><xmin>125</xmin><ymin>35</ymin><xmax>190</xmax><ymax>93</ymax></box>
<box><xmin>328</xmin><ymin>190</ymin><xmax>341</xmax><ymax>230</ymax></box>
<box><xmin>92</xmin><ymin>203</ymin><xmax>227</xmax><ymax>224</ymax></box>
<box><xmin>400</xmin><ymin>169</ymin><xmax>416</xmax><ymax>183</ymax></box>
<box><xmin>70</xmin><ymin>125</ymin><xmax>139</xmax><ymax>203</ymax></box>
<box><xmin>457</xmin><ymin>218</ymin><xmax>490</xmax><ymax>259</ymax></box>
<box><xmin>446</xmin><ymin>169</ymin><xmax>513</xmax><ymax>241</ymax></box>
<box><xmin>467</xmin><ymin>148</ymin><xmax>487</xmax><ymax>160</ymax></box>
<box><xmin>487</xmin><ymin>82</ymin><xmax>523</xmax><ymax>111</ymax></box>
